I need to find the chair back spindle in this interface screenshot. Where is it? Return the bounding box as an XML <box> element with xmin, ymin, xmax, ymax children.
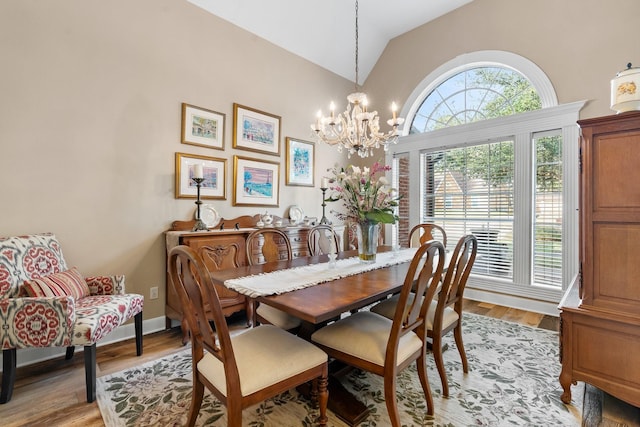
<box><xmin>409</xmin><ymin>223</ymin><xmax>447</xmax><ymax>248</ymax></box>
<box><xmin>307</xmin><ymin>225</ymin><xmax>341</xmax><ymax>256</ymax></box>
<box><xmin>168</xmin><ymin>246</ymin><xmax>238</xmax><ymax>383</ymax></box>
<box><xmin>246</xmin><ymin>229</ymin><xmax>293</xmax><ymax>265</ymax></box>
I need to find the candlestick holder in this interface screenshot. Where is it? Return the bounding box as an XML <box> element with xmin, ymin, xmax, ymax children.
<box><xmin>192</xmin><ymin>177</ymin><xmax>208</xmax><ymax>231</ymax></box>
<box><xmin>320</xmin><ymin>187</ymin><xmax>329</xmax><ymax>225</ymax></box>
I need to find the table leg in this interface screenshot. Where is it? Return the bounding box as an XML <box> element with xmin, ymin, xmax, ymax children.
<box><xmin>297</xmin><ymin>360</ymin><xmax>370</xmax><ymax>426</ymax></box>
<box><xmin>327</xmin><ymin>361</ymin><xmax>371</xmax><ymax>426</ymax></box>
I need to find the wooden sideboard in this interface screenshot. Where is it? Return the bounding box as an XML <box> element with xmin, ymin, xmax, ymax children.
<box><xmin>165</xmin><ymin>214</ymin><xmax>344</xmax><ymax>342</ymax></box>
<box><xmin>559</xmin><ymin>112</ymin><xmax>640</xmax><ymax>408</ymax></box>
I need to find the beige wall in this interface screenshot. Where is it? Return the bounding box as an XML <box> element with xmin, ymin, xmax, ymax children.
<box><xmin>366</xmin><ymin>0</ymin><xmax>640</xmax><ymax>121</ymax></box>
<box><xmin>0</xmin><ymin>0</ymin><xmax>352</xmax><ymax>320</ymax></box>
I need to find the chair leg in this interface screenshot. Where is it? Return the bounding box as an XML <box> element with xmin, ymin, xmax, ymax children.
<box><xmin>416</xmin><ymin>356</ymin><xmax>434</xmax><ymax>415</ymax></box>
<box><xmin>1</xmin><ymin>348</ymin><xmax>17</xmax><ymax>404</ymax></box>
<box><xmin>134</xmin><ymin>311</ymin><xmax>143</xmax><ymax>356</ymax></box>
<box><xmin>383</xmin><ymin>375</ymin><xmax>401</xmax><ymax>427</ymax></box>
<box><xmin>65</xmin><ymin>346</ymin><xmax>75</xmax><ymax>360</ymax></box>
<box><xmin>317</xmin><ymin>372</ymin><xmax>329</xmax><ymax>427</ymax></box>
<box><xmin>432</xmin><ymin>333</ymin><xmax>449</xmax><ymax>397</ymax></box>
<box><xmin>227</xmin><ymin>396</ymin><xmax>243</xmax><ymax>427</ymax></box>
<box><xmin>84</xmin><ymin>344</ymin><xmax>97</xmax><ymax>403</ymax></box>
<box><xmin>179</xmin><ymin>318</ymin><xmax>190</xmax><ymax>346</ymax></box>
<box><xmin>310</xmin><ymin>378</ymin><xmax>319</xmax><ymax>408</ymax></box>
<box><xmin>187</xmin><ymin>375</ymin><xmax>204</xmax><ymax>427</ymax></box>
<box><xmin>454</xmin><ymin>324</ymin><xmax>469</xmax><ymax>373</ymax></box>
<box><xmin>244</xmin><ymin>298</ymin><xmax>254</xmax><ymax>328</ymax></box>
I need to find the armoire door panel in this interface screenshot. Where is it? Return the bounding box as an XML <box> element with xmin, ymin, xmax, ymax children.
<box><xmin>593</xmin><ymin>223</ymin><xmax>640</xmax><ymax>309</ymax></box>
<box><xmin>593</xmin><ymin>132</ymin><xmax>640</xmax><ymax>210</ymax></box>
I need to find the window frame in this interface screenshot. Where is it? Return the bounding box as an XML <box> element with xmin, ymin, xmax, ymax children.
<box><xmin>386</xmin><ymin>52</ymin><xmax>585</xmax><ymax>308</ymax></box>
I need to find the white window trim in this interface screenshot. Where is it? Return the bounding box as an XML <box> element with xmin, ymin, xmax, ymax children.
<box><xmin>387</xmin><ymin>51</ymin><xmax>586</xmax><ymax>314</ymax></box>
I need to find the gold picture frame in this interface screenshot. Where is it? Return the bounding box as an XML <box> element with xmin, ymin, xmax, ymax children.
<box><xmin>175</xmin><ymin>152</ymin><xmax>226</xmax><ymax>199</ymax></box>
<box><xmin>285</xmin><ymin>137</ymin><xmax>315</xmax><ymax>187</ymax></box>
<box><xmin>233</xmin><ymin>155</ymin><xmax>280</xmax><ymax>207</ymax></box>
<box><xmin>181</xmin><ymin>103</ymin><xmax>225</xmax><ymax>150</ymax></box>
<box><xmin>232</xmin><ymin>103</ymin><xmax>281</xmax><ymax>156</ymax></box>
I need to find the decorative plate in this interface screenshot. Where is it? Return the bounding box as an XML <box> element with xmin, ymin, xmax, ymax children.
<box><xmin>289</xmin><ymin>205</ymin><xmax>304</xmax><ymax>225</ymax></box>
<box><xmin>198</xmin><ymin>204</ymin><xmax>220</xmax><ymax>228</ymax></box>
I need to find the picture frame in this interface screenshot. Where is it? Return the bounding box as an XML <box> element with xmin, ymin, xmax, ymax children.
<box><xmin>181</xmin><ymin>103</ymin><xmax>225</xmax><ymax>150</ymax></box>
<box><xmin>285</xmin><ymin>137</ymin><xmax>315</xmax><ymax>187</ymax></box>
<box><xmin>233</xmin><ymin>155</ymin><xmax>280</xmax><ymax>207</ymax></box>
<box><xmin>175</xmin><ymin>152</ymin><xmax>226</xmax><ymax>199</ymax></box>
<box><xmin>233</xmin><ymin>103</ymin><xmax>281</xmax><ymax>156</ymax></box>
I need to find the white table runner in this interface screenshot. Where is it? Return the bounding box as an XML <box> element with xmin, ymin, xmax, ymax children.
<box><xmin>224</xmin><ymin>248</ymin><xmax>419</xmax><ymax>298</ymax></box>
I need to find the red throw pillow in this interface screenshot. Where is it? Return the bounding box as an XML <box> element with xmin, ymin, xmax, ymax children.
<box><xmin>22</xmin><ymin>267</ymin><xmax>90</xmax><ymax>299</ymax></box>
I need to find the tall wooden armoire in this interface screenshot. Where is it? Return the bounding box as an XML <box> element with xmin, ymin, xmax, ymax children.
<box><xmin>559</xmin><ymin>111</ymin><xmax>640</xmax><ymax>407</ymax></box>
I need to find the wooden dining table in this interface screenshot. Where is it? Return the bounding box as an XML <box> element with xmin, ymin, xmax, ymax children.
<box><xmin>209</xmin><ymin>247</ymin><xmax>417</xmax><ymax>425</ymax></box>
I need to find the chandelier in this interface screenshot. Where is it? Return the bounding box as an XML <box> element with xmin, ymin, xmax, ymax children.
<box><xmin>310</xmin><ymin>0</ymin><xmax>404</xmax><ymax>159</ymax></box>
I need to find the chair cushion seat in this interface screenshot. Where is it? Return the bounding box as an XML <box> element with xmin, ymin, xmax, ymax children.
<box><xmin>71</xmin><ymin>293</ymin><xmax>144</xmax><ymax>345</ymax></box>
<box><xmin>370</xmin><ymin>295</ymin><xmax>459</xmax><ymax>331</ymax></box>
<box><xmin>311</xmin><ymin>311</ymin><xmax>423</xmax><ymax>367</ymax></box>
<box><xmin>257</xmin><ymin>304</ymin><xmax>302</xmax><ymax>330</ymax></box>
<box><xmin>197</xmin><ymin>324</ymin><xmax>327</xmax><ymax>397</ymax></box>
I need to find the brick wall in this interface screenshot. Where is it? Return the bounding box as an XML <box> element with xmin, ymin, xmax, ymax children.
<box><xmin>397</xmin><ymin>156</ymin><xmax>410</xmax><ymax>247</ymax></box>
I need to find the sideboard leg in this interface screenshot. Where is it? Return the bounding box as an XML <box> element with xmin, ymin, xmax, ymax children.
<box><xmin>559</xmin><ymin>368</ymin><xmax>573</xmax><ymax>404</ymax></box>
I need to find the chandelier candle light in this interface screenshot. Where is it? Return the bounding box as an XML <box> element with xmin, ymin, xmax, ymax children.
<box><xmin>310</xmin><ymin>0</ymin><xmax>404</xmax><ymax>159</ymax></box>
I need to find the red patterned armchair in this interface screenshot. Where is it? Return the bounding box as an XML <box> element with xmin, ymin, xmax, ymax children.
<box><xmin>0</xmin><ymin>233</ymin><xmax>144</xmax><ymax>403</ymax></box>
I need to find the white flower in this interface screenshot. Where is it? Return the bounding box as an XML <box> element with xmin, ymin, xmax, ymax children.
<box><xmin>325</xmin><ymin>161</ymin><xmax>401</xmax><ymax>225</ymax></box>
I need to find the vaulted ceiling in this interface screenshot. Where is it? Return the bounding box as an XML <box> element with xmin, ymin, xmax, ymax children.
<box><xmin>188</xmin><ymin>0</ymin><xmax>473</xmax><ymax>83</ymax></box>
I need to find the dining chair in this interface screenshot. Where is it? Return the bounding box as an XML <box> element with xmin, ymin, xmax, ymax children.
<box><xmin>370</xmin><ymin>234</ymin><xmax>478</xmax><ymax>397</ymax></box>
<box><xmin>307</xmin><ymin>224</ymin><xmax>341</xmax><ymax>256</ymax></box>
<box><xmin>311</xmin><ymin>240</ymin><xmax>445</xmax><ymax>425</ymax></box>
<box><xmin>245</xmin><ymin>229</ymin><xmax>302</xmax><ymax>331</ymax></box>
<box><xmin>168</xmin><ymin>245</ymin><xmax>328</xmax><ymax>427</ymax></box>
<box><xmin>409</xmin><ymin>223</ymin><xmax>447</xmax><ymax>249</ymax></box>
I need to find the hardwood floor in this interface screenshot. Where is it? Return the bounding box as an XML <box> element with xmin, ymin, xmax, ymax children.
<box><xmin>0</xmin><ymin>300</ymin><xmax>577</xmax><ymax>426</ymax></box>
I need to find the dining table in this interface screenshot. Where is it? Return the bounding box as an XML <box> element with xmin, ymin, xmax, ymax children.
<box><xmin>208</xmin><ymin>246</ymin><xmax>441</xmax><ymax>426</ymax></box>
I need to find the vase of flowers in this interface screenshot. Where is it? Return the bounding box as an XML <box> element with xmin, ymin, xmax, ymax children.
<box><xmin>325</xmin><ymin>161</ymin><xmax>401</xmax><ymax>263</ymax></box>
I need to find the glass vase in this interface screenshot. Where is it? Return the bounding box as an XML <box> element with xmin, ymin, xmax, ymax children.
<box><xmin>356</xmin><ymin>221</ymin><xmax>379</xmax><ymax>263</ymax></box>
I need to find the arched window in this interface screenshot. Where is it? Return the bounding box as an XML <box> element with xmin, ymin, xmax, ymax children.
<box><xmin>389</xmin><ymin>51</ymin><xmax>584</xmax><ymax>314</ymax></box>
<box><xmin>410</xmin><ymin>66</ymin><xmax>541</xmax><ymax>133</ymax></box>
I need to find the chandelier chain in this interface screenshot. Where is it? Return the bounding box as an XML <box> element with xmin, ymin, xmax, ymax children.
<box><xmin>355</xmin><ymin>0</ymin><xmax>359</xmax><ymax>91</ymax></box>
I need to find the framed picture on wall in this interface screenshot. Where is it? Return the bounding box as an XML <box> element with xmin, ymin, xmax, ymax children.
<box><xmin>285</xmin><ymin>137</ymin><xmax>315</xmax><ymax>187</ymax></box>
<box><xmin>232</xmin><ymin>103</ymin><xmax>281</xmax><ymax>156</ymax></box>
<box><xmin>181</xmin><ymin>103</ymin><xmax>225</xmax><ymax>150</ymax></box>
<box><xmin>233</xmin><ymin>155</ymin><xmax>280</xmax><ymax>207</ymax></box>
<box><xmin>175</xmin><ymin>152</ymin><xmax>226</xmax><ymax>199</ymax></box>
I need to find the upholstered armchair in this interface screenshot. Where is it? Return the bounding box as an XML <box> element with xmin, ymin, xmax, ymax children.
<box><xmin>0</xmin><ymin>233</ymin><xmax>144</xmax><ymax>403</ymax></box>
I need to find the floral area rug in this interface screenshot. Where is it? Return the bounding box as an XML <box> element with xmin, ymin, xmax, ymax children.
<box><xmin>96</xmin><ymin>313</ymin><xmax>583</xmax><ymax>426</ymax></box>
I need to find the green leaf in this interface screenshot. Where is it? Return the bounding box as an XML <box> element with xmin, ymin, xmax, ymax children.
<box><xmin>365</xmin><ymin>210</ymin><xmax>396</xmax><ymax>224</ymax></box>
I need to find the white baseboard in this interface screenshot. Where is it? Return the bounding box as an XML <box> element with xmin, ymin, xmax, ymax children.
<box><xmin>464</xmin><ymin>288</ymin><xmax>560</xmax><ymax>317</ymax></box>
<box><xmin>0</xmin><ymin>316</ymin><xmax>167</xmax><ymax>369</ymax></box>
